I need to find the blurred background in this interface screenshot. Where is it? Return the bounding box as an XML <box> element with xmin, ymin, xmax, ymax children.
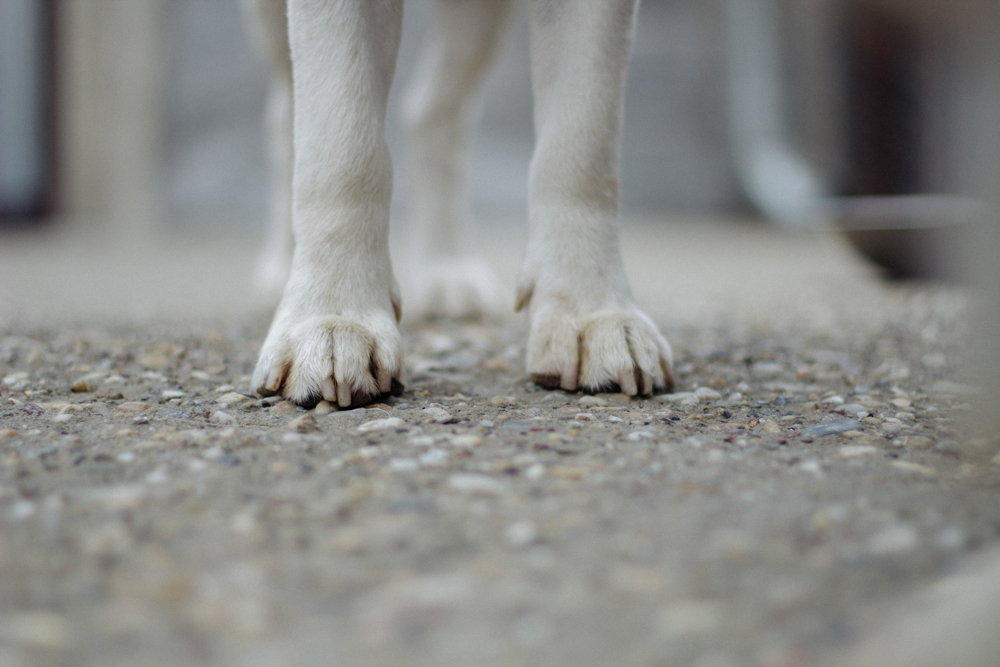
<box><xmin>0</xmin><ymin>0</ymin><xmax>996</xmax><ymax>236</ymax></box>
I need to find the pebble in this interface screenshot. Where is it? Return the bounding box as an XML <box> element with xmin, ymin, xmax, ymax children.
<box><xmin>0</xmin><ymin>428</ymin><xmax>19</xmax><ymax>438</ymax></box>
<box><xmin>422</xmin><ymin>406</ymin><xmax>455</xmax><ymax>423</ymax></box>
<box><xmin>578</xmin><ymin>395</ymin><xmax>609</xmax><ymax>407</ymax></box>
<box><xmin>357</xmin><ymin>417</ymin><xmax>407</xmax><ymax>433</ymax></box>
<box><xmin>901</xmin><ymin>436</ymin><xmax>934</xmax><ymax>451</ymax></box>
<box><xmin>388</xmin><ymin>457</ymin><xmax>419</xmax><ymax>472</ymax></box>
<box><xmin>504</xmin><ymin>520</ymin><xmax>538</xmax><ymax>547</ymax></box>
<box><xmin>837</xmin><ymin>445</ymin><xmax>877</xmax><ymax>459</ymax></box>
<box><xmin>313</xmin><ymin>400</ymin><xmax>335</xmax><ymax>416</ymax></box>
<box><xmin>446</xmin><ymin>434</ymin><xmax>483</xmax><ymax>448</ymax></box>
<box><xmin>115</xmin><ymin>402</ymin><xmax>150</xmax><ymax>414</ymax></box>
<box><xmin>695</xmin><ymin>387</ymin><xmax>722</xmax><ymax>401</ymax></box>
<box><xmin>574</xmin><ymin>412</ymin><xmax>595</xmax><ymax>421</ymax></box>
<box><xmin>97</xmin><ymin>391</ymin><xmax>125</xmax><ymax>400</ymax></box>
<box><xmin>210</xmin><ymin>411</ymin><xmax>237</xmax><ymax>426</ymax></box>
<box><xmin>838</xmin><ymin>403</ymin><xmax>868</xmax><ymax>415</ymax></box>
<box><xmin>890</xmin><ymin>460</ymin><xmax>938</xmax><ymax>477</ymax></box>
<box><xmin>418</xmin><ymin>448</ymin><xmax>449</xmax><ymax>467</ymax></box>
<box><xmin>217</xmin><ymin>392</ymin><xmax>249</xmax><ymax>406</ymax></box>
<box><xmin>821</xmin><ymin>395</ymin><xmax>845</xmax><ymax>405</ymax></box>
<box><xmin>270</xmin><ymin>400</ymin><xmax>298</xmax><ymax>414</ymax></box>
<box><xmin>760</xmin><ymin>421</ymin><xmax>782</xmax><ymax>435</ymax></box>
<box><xmin>71</xmin><ymin>379</ymin><xmax>95</xmax><ymax>392</ymax></box>
<box><xmin>447</xmin><ymin>473</ymin><xmax>506</xmax><ymax>495</ymax></box>
<box><xmin>801</xmin><ymin>419</ymin><xmax>864</xmax><ymax>437</ymax></box>
<box><xmin>161</xmin><ymin>390</ymin><xmax>185</xmax><ymax>399</ymax></box>
<box><xmin>288</xmin><ymin>413</ymin><xmax>320</xmax><ymax>433</ymax></box>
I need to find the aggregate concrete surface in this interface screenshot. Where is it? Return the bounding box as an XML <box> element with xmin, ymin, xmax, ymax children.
<box><xmin>1</xmin><ymin>220</ymin><xmax>999</xmax><ymax>667</ymax></box>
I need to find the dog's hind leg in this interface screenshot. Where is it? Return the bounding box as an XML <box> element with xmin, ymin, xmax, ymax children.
<box><xmin>242</xmin><ymin>0</ymin><xmax>294</xmax><ymax>299</ymax></box>
<box><xmin>252</xmin><ymin>0</ymin><xmax>405</xmax><ymax>408</ymax></box>
<box><xmin>401</xmin><ymin>0</ymin><xmax>516</xmax><ymax>319</ymax></box>
<box><xmin>517</xmin><ymin>0</ymin><xmax>673</xmax><ymax>396</ymax></box>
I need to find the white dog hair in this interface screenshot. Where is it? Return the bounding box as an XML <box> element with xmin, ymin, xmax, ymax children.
<box><xmin>243</xmin><ymin>0</ymin><xmax>673</xmax><ymax>408</ymax></box>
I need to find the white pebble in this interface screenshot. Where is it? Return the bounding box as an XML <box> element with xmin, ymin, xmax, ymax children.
<box><xmin>116</xmin><ymin>452</ymin><xmax>135</xmax><ymax>463</ymax></box>
<box><xmin>627</xmin><ymin>430</ymin><xmax>655</xmax><ymax>442</ymax></box>
<box><xmin>607</xmin><ymin>416</ymin><xmax>624</xmax><ymax>424</ymax></box>
<box><xmin>525</xmin><ymin>463</ymin><xmax>546</xmax><ymax>480</ymax></box>
<box><xmin>447</xmin><ymin>473</ymin><xmax>506</xmax><ymax>495</ymax></box>
<box><xmin>505</xmin><ymin>520</ymin><xmax>538</xmax><ymax>547</ymax></box>
<box><xmin>210</xmin><ymin>411</ymin><xmax>237</xmax><ymax>426</ymax></box>
<box><xmin>357</xmin><ymin>417</ymin><xmax>407</xmax><ymax>433</ymax></box>
<box><xmin>578</xmin><ymin>395</ymin><xmax>609</xmax><ymax>407</ymax></box>
<box><xmin>422</xmin><ymin>406</ymin><xmax>455</xmax><ymax>424</ymax></box>
<box><xmin>574</xmin><ymin>412</ymin><xmax>595</xmax><ymax>421</ymax></box>
<box><xmin>161</xmin><ymin>390</ymin><xmax>185</xmax><ymax>399</ymax></box>
<box><xmin>10</xmin><ymin>499</ymin><xmax>36</xmax><ymax>521</ymax></box>
<box><xmin>695</xmin><ymin>387</ymin><xmax>722</xmax><ymax>401</ymax></box>
<box><xmin>446</xmin><ymin>434</ymin><xmax>483</xmax><ymax>448</ymax></box>
<box><xmin>821</xmin><ymin>395</ymin><xmax>845</xmax><ymax>405</ymax></box>
<box><xmin>419</xmin><ymin>448</ymin><xmax>449</xmax><ymax>467</ymax></box>
<box><xmin>388</xmin><ymin>457</ymin><xmax>419</xmax><ymax>472</ymax></box>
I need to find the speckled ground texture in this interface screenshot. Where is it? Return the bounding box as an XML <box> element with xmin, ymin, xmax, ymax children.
<box><xmin>1</xmin><ymin>221</ymin><xmax>998</xmax><ymax>667</ymax></box>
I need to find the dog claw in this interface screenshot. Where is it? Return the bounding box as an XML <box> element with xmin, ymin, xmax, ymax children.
<box><xmin>376</xmin><ymin>367</ymin><xmax>391</xmax><ymax>394</ymax></box>
<box><xmin>321</xmin><ymin>377</ymin><xmax>337</xmax><ymax>402</ymax></box>
<box><xmin>618</xmin><ymin>370</ymin><xmax>638</xmax><ymax>396</ymax></box>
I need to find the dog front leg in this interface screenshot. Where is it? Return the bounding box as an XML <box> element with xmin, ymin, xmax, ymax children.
<box><xmin>252</xmin><ymin>0</ymin><xmax>405</xmax><ymax>408</ymax></box>
<box><xmin>518</xmin><ymin>0</ymin><xmax>673</xmax><ymax>395</ymax></box>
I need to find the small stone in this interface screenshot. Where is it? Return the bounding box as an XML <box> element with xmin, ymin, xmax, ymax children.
<box><xmin>837</xmin><ymin>445</ymin><xmax>877</xmax><ymax>459</ymax></box>
<box><xmin>490</xmin><ymin>396</ymin><xmax>517</xmax><ymax>407</ymax></box>
<box><xmin>283</xmin><ymin>413</ymin><xmax>317</xmax><ymax>433</ymax></box>
<box><xmin>574</xmin><ymin>412</ymin><xmax>595</xmax><ymax>421</ymax></box>
<box><xmin>890</xmin><ymin>398</ymin><xmax>912</xmax><ymax>408</ymax></box>
<box><xmin>313</xmin><ymin>400</ymin><xmax>335</xmax><ymax>416</ymax></box>
<box><xmin>51</xmin><ymin>413</ymin><xmax>74</xmax><ymax>423</ymax></box>
<box><xmin>760</xmin><ymin>421</ymin><xmax>782</xmax><ymax>435</ymax></box>
<box><xmin>801</xmin><ymin>419</ymin><xmax>864</xmax><ymax>437</ymax></box>
<box><xmin>388</xmin><ymin>457</ymin><xmax>419</xmax><ymax>472</ymax></box>
<box><xmin>269</xmin><ymin>400</ymin><xmax>298</xmax><ymax>414</ymax></box>
<box><xmin>422</xmin><ymin>406</ymin><xmax>455</xmax><ymax>423</ymax></box>
<box><xmin>902</xmin><ymin>436</ymin><xmax>934</xmax><ymax>451</ymax></box>
<box><xmin>210</xmin><ymin>411</ymin><xmax>238</xmax><ymax>426</ymax></box>
<box><xmin>525</xmin><ymin>463</ymin><xmax>545</xmax><ymax>480</ymax></box>
<box><xmin>578</xmin><ymin>395</ymin><xmax>609</xmax><ymax>407</ymax></box>
<box><xmin>115</xmin><ymin>402</ymin><xmax>150</xmax><ymax>414</ymax></box>
<box><xmin>821</xmin><ymin>395</ymin><xmax>845</xmax><ymax>405</ymax></box>
<box><xmin>839</xmin><ymin>403</ymin><xmax>868</xmax><ymax>415</ymax></box>
<box><xmin>446</xmin><ymin>434</ymin><xmax>483</xmax><ymax>448</ymax></box>
<box><xmin>217</xmin><ymin>392</ymin><xmax>248</xmax><ymax>406</ymax></box>
<box><xmin>357</xmin><ymin>417</ymin><xmax>407</xmax><ymax>434</ymax></box>
<box><xmin>116</xmin><ymin>452</ymin><xmax>135</xmax><ymax>463</ymax></box>
<box><xmin>71</xmin><ymin>379</ymin><xmax>95</xmax><ymax>393</ymax></box>
<box><xmin>0</xmin><ymin>428</ymin><xmax>19</xmax><ymax>438</ymax></box>
<box><xmin>695</xmin><ymin>387</ymin><xmax>722</xmax><ymax>401</ymax></box>
<box><xmin>419</xmin><ymin>448</ymin><xmax>449</xmax><ymax>466</ymax></box>
<box><xmin>447</xmin><ymin>473</ymin><xmax>505</xmax><ymax>495</ymax></box>
<box><xmin>549</xmin><ymin>466</ymin><xmax>588</xmax><ymax>480</ymax></box>
<box><xmin>891</xmin><ymin>460</ymin><xmax>938</xmax><ymax>477</ymax></box>
<box><xmin>97</xmin><ymin>391</ymin><xmax>125</xmax><ymax>400</ymax></box>
<box><xmin>727</xmin><ymin>392</ymin><xmax>744</xmax><ymax>403</ymax></box>
<box><xmin>161</xmin><ymin>390</ymin><xmax>185</xmax><ymax>399</ymax></box>
<box><xmin>504</xmin><ymin>520</ymin><xmax>538</xmax><ymax>547</ymax></box>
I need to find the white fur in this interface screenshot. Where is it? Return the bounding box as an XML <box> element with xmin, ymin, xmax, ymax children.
<box><xmin>249</xmin><ymin>0</ymin><xmax>673</xmax><ymax>407</ymax></box>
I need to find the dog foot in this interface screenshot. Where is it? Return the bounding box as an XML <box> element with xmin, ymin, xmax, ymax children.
<box><xmin>252</xmin><ymin>307</ymin><xmax>403</xmax><ymax>408</ymax></box>
<box><xmin>409</xmin><ymin>257</ymin><xmax>503</xmax><ymax>320</ymax></box>
<box><xmin>523</xmin><ymin>301</ymin><xmax>673</xmax><ymax>396</ymax></box>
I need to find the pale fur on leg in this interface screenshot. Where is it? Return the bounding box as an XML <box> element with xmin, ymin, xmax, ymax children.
<box><xmin>517</xmin><ymin>0</ymin><xmax>673</xmax><ymax>396</ymax></box>
<box><xmin>252</xmin><ymin>0</ymin><xmax>405</xmax><ymax>408</ymax></box>
<box><xmin>401</xmin><ymin>0</ymin><xmax>514</xmax><ymax>319</ymax></box>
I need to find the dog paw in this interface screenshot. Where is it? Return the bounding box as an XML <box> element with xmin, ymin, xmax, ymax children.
<box><xmin>408</xmin><ymin>257</ymin><xmax>503</xmax><ymax>320</ymax></box>
<box><xmin>525</xmin><ymin>304</ymin><xmax>673</xmax><ymax>396</ymax></box>
<box><xmin>252</xmin><ymin>311</ymin><xmax>403</xmax><ymax>408</ymax></box>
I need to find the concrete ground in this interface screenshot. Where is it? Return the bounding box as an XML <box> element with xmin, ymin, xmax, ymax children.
<box><xmin>1</xmin><ymin>219</ymin><xmax>999</xmax><ymax>667</ymax></box>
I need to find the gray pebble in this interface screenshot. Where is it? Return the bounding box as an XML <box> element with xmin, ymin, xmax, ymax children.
<box><xmin>801</xmin><ymin>419</ymin><xmax>864</xmax><ymax>437</ymax></box>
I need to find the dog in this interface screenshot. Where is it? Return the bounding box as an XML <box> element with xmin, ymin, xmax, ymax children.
<box><xmin>243</xmin><ymin>0</ymin><xmax>674</xmax><ymax>408</ymax></box>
